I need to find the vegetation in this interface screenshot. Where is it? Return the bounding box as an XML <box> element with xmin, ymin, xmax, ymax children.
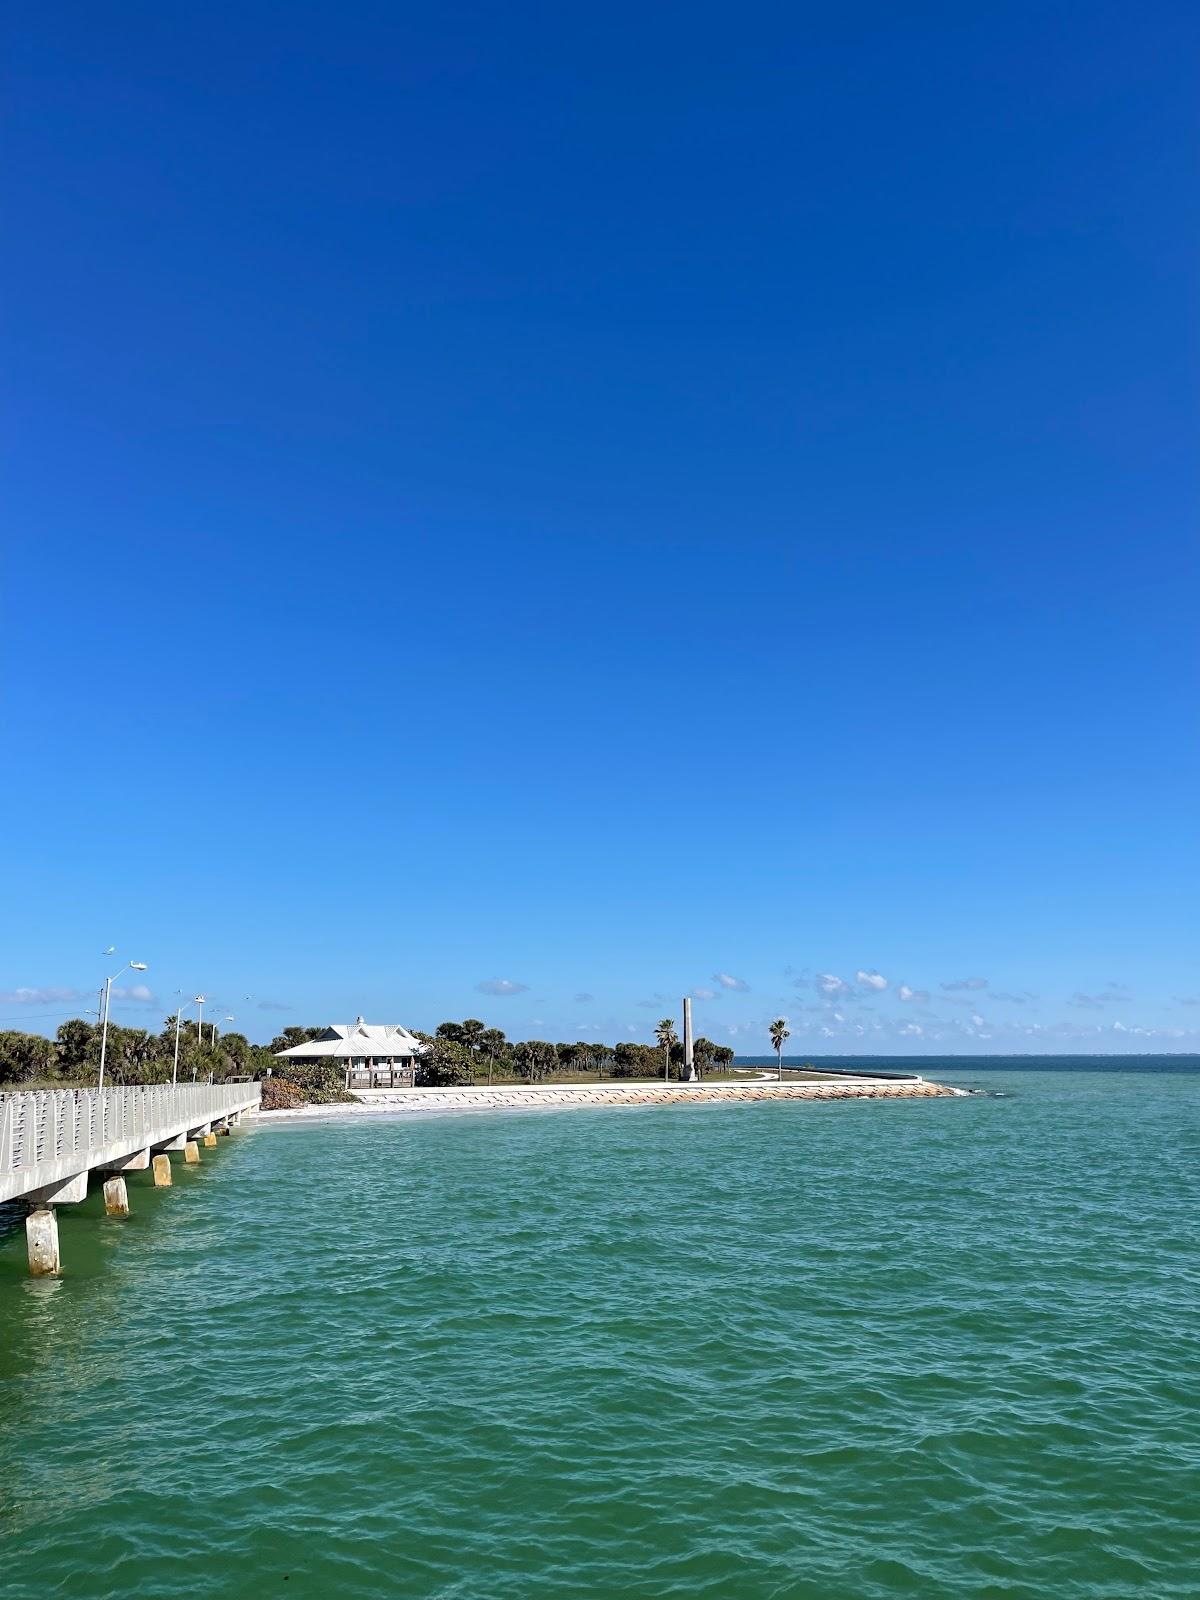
<box><xmin>414</xmin><ymin>1024</ymin><xmax>735</xmax><ymax>1086</ymax></box>
<box><xmin>259</xmin><ymin>1076</ymin><xmax>309</xmax><ymax>1111</ymax></box>
<box><xmin>0</xmin><ymin>1016</ymin><xmax>270</xmax><ymax>1089</ymax></box>
<box><xmin>655</xmin><ymin>1018</ymin><xmax>680</xmax><ymax>1081</ymax></box>
<box><xmin>769</xmin><ymin>1017</ymin><xmax>791</xmax><ymax>1081</ymax></box>
<box><xmin>0</xmin><ymin>1013</ymin><xmax>742</xmax><ymax>1106</ymax></box>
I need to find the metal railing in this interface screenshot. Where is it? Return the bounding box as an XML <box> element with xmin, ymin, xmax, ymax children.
<box><xmin>0</xmin><ymin>1082</ymin><xmax>260</xmax><ymax>1204</ymax></box>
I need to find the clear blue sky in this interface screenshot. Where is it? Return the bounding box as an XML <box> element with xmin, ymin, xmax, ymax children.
<box><xmin>4</xmin><ymin>2</ymin><xmax>1197</xmax><ymax>1053</ymax></box>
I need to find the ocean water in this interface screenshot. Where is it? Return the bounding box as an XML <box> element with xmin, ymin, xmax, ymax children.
<box><xmin>1</xmin><ymin>1067</ymin><xmax>1197</xmax><ymax>1599</ymax></box>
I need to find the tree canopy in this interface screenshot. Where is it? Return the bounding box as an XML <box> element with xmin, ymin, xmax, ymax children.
<box><xmin>0</xmin><ymin>1013</ymin><xmax>743</xmax><ymax>1092</ymax></box>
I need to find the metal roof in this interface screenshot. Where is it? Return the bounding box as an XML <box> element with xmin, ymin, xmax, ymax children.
<box><xmin>274</xmin><ymin>1017</ymin><xmax>424</xmax><ymax>1058</ymax></box>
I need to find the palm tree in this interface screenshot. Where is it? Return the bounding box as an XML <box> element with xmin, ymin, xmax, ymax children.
<box><xmin>655</xmin><ymin>1018</ymin><xmax>678</xmax><ymax>1082</ymax></box>
<box><xmin>479</xmin><ymin>1027</ymin><xmax>507</xmax><ymax>1085</ymax></box>
<box><xmin>459</xmin><ymin>1018</ymin><xmax>486</xmax><ymax>1057</ymax></box>
<box><xmin>769</xmin><ymin>1017</ymin><xmax>791</xmax><ymax>1082</ymax></box>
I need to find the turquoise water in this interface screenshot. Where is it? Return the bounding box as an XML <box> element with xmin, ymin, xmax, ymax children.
<box><xmin>1</xmin><ymin>1069</ymin><xmax>1197</xmax><ymax>1598</ymax></box>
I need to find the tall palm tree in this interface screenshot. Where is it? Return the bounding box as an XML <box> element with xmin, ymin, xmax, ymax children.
<box><xmin>769</xmin><ymin>1017</ymin><xmax>791</xmax><ymax>1082</ymax></box>
<box><xmin>460</xmin><ymin>1018</ymin><xmax>486</xmax><ymax>1057</ymax></box>
<box><xmin>479</xmin><ymin>1027</ymin><xmax>507</xmax><ymax>1085</ymax></box>
<box><xmin>655</xmin><ymin>1018</ymin><xmax>678</xmax><ymax>1082</ymax></box>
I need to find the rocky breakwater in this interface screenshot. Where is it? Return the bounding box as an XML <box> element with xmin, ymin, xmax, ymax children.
<box><xmin>262</xmin><ymin>1076</ymin><xmax>965</xmax><ymax>1119</ymax></box>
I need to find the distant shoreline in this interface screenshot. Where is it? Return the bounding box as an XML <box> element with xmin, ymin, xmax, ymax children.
<box><xmin>260</xmin><ymin>1075</ymin><xmax>965</xmax><ymax>1122</ymax></box>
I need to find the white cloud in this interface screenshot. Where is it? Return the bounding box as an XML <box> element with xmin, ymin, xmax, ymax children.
<box><xmin>691</xmin><ymin>986</ymin><xmax>717</xmax><ymax>1000</ymax></box>
<box><xmin>817</xmin><ymin>973</ymin><xmax>849</xmax><ymax>997</ymax></box>
<box><xmin>897</xmin><ymin>985</ymin><xmax>930</xmax><ymax>1004</ymax></box>
<box><xmin>970</xmin><ymin>1013</ymin><xmax>985</xmax><ymax>1028</ymax></box>
<box><xmin>0</xmin><ymin>985</ymin><xmax>81</xmax><ymax>1005</ymax></box>
<box><xmin>856</xmin><ymin>970</ymin><xmax>888</xmax><ymax>991</ymax></box>
<box><xmin>476</xmin><ymin>978</ymin><xmax>529</xmax><ymax>996</ymax></box>
<box><xmin>941</xmin><ymin>977</ymin><xmax>988</xmax><ymax>991</ymax></box>
<box><xmin>713</xmin><ymin>973</ymin><xmax>750</xmax><ymax>992</ymax></box>
<box><xmin>112</xmin><ymin>984</ymin><xmax>158</xmax><ymax>1006</ymax></box>
<box><xmin>899</xmin><ymin>1022</ymin><xmax>923</xmax><ymax>1036</ymax></box>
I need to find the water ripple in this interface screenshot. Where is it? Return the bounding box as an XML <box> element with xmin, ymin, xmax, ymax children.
<box><xmin>1</xmin><ymin>1072</ymin><xmax>1197</xmax><ymax>1598</ymax></box>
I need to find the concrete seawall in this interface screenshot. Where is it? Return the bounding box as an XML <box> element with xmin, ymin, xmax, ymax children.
<box><xmin>264</xmin><ymin>1076</ymin><xmax>964</xmax><ymax>1121</ymax></box>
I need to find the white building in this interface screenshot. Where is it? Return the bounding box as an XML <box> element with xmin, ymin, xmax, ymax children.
<box><xmin>274</xmin><ymin>1017</ymin><xmax>424</xmax><ymax>1089</ymax></box>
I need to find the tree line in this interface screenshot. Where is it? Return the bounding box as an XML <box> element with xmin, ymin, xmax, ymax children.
<box><xmin>412</xmin><ymin>1019</ymin><xmax>736</xmax><ymax>1086</ymax></box>
<box><xmin>0</xmin><ymin>1017</ymin><xmax>271</xmax><ymax>1088</ymax></box>
<box><xmin>0</xmin><ymin>1015</ymin><xmax>741</xmax><ymax>1096</ymax></box>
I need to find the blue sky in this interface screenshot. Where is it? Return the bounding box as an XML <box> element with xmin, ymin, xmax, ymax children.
<box><xmin>4</xmin><ymin>2</ymin><xmax>1197</xmax><ymax>1053</ymax></box>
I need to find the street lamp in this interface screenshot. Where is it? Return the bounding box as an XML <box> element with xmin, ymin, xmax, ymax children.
<box><xmin>172</xmin><ymin>993</ymin><xmax>200</xmax><ymax>1086</ymax></box>
<box><xmin>191</xmin><ymin>996</ymin><xmax>207</xmax><ymax>1079</ymax></box>
<box><xmin>98</xmin><ymin>957</ymin><xmax>149</xmax><ymax>1091</ymax></box>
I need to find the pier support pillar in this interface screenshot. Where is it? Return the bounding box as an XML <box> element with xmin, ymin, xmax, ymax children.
<box><xmin>151</xmin><ymin>1153</ymin><xmax>173</xmax><ymax>1187</ymax></box>
<box><xmin>215</xmin><ymin>1120</ymin><xmax>231</xmax><ymax>1136</ymax></box>
<box><xmin>203</xmin><ymin>1132</ymin><xmax>218</xmax><ymax>1148</ymax></box>
<box><xmin>103</xmin><ymin>1176</ymin><xmax>130</xmax><ymax>1217</ymax></box>
<box><xmin>184</xmin><ymin>1140</ymin><xmax>201</xmax><ymax>1164</ymax></box>
<box><xmin>26</xmin><ymin>1208</ymin><xmax>60</xmax><ymax>1276</ymax></box>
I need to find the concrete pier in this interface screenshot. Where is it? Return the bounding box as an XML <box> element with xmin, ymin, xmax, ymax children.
<box><xmin>1</xmin><ymin>1081</ymin><xmax>260</xmax><ymax>1275</ymax></box>
<box><xmin>30</xmin><ymin>1171</ymin><xmax>88</xmax><ymax>1205</ymax></box>
<box><xmin>203</xmin><ymin>1132</ymin><xmax>218</xmax><ymax>1148</ymax></box>
<box><xmin>26</xmin><ymin>1208</ymin><xmax>60</xmax><ymax>1276</ymax></box>
<box><xmin>107</xmin><ymin>1148</ymin><xmax>150</xmax><ymax>1171</ymax></box>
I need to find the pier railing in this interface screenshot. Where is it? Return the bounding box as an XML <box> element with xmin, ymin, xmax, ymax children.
<box><xmin>0</xmin><ymin>1082</ymin><xmax>260</xmax><ymax>1204</ymax></box>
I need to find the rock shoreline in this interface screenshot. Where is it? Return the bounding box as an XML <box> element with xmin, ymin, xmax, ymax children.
<box><xmin>261</xmin><ymin>1076</ymin><xmax>964</xmax><ymax>1121</ymax></box>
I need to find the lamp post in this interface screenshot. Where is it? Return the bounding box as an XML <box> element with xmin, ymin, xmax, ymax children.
<box><xmin>190</xmin><ymin>996</ymin><xmax>207</xmax><ymax>1080</ymax></box>
<box><xmin>98</xmin><ymin>957</ymin><xmax>149</xmax><ymax>1091</ymax></box>
<box><xmin>214</xmin><ymin>1016</ymin><xmax>235</xmax><ymax>1082</ymax></box>
<box><xmin>172</xmin><ymin>994</ymin><xmax>201</xmax><ymax>1086</ymax></box>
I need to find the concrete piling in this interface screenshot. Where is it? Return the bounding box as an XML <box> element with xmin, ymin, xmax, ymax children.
<box><xmin>26</xmin><ymin>1208</ymin><xmax>60</xmax><ymax>1276</ymax></box>
<box><xmin>184</xmin><ymin>1141</ymin><xmax>201</xmax><ymax>1164</ymax></box>
<box><xmin>203</xmin><ymin>1132</ymin><xmax>218</xmax><ymax>1148</ymax></box>
<box><xmin>102</xmin><ymin>1176</ymin><xmax>130</xmax><ymax>1217</ymax></box>
<box><xmin>151</xmin><ymin>1153</ymin><xmax>173</xmax><ymax>1187</ymax></box>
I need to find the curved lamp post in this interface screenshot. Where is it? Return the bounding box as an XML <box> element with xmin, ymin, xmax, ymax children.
<box><xmin>172</xmin><ymin>993</ymin><xmax>203</xmax><ymax>1085</ymax></box>
<box><xmin>97</xmin><ymin>958</ymin><xmax>149</xmax><ymax>1091</ymax></box>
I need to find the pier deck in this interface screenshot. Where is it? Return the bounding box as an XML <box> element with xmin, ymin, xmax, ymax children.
<box><xmin>0</xmin><ymin>1082</ymin><xmax>261</xmax><ymax>1206</ymax></box>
